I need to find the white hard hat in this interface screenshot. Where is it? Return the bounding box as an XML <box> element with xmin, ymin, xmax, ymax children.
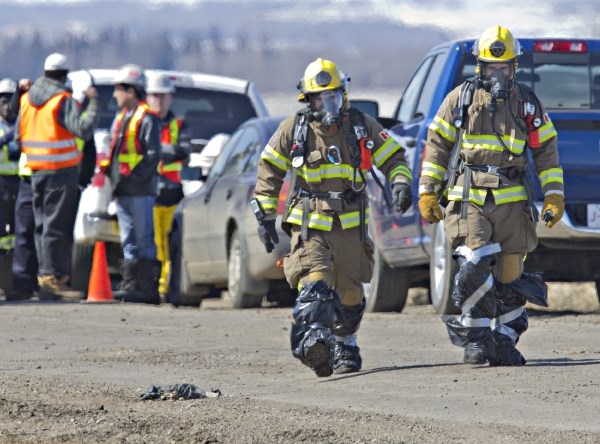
<box><xmin>113</xmin><ymin>64</ymin><xmax>146</xmax><ymax>89</ymax></box>
<box><xmin>44</xmin><ymin>52</ymin><xmax>69</xmax><ymax>72</ymax></box>
<box><xmin>146</xmin><ymin>72</ymin><xmax>175</xmax><ymax>94</ymax></box>
<box><xmin>0</xmin><ymin>78</ymin><xmax>17</xmax><ymax>95</ymax></box>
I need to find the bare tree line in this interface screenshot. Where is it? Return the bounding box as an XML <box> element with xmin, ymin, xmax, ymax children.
<box><xmin>0</xmin><ymin>26</ymin><xmax>434</xmax><ymax>94</ymax></box>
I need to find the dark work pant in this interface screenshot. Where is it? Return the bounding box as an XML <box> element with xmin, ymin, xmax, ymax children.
<box><xmin>31</xmin><ymin>169</ymin><xmax>80</xmax><ymax>278</ymax></box>
<box><xmin>12</xmin><ymin>177</ymin><xmax>38</xmax><ymax>292</ymax></box>
<box><xmin>0</xmin><ymin>175</ymin><xmax>19</xmax><ymax>250</ymax></box>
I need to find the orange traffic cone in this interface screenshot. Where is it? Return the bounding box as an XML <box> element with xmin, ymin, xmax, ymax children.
<box><xmin>85</xmin><ymin>241</ymin><xmax>115</xmax><ymax>303</ymax></box>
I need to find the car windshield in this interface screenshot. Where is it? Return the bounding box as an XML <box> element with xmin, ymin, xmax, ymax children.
<box><xmin>456</xmin><ymin>51</ymin><xmax>600</xmax><ymax>110</ymax></box>
<box><xmin>95</xmin><ymin>85</ymin><xmax>258</xmax><ymax>140</ymax></box>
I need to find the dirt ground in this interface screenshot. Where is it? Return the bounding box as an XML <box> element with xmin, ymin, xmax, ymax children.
<box><xmin>1</xmin><ymin>282</ymin><xmax>599</xmax><ymax>443</ymax></box>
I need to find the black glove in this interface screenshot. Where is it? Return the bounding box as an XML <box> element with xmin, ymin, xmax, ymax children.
<box><xmin>257</xmin><ymin>218</ymin><xmax>279</xmax><ymax>253</ymax></box>
<box><xmin>7</xmin><ymin>141</ymin><xmax>20</xmax><ymax>162</ymax></box>
<box><xmin>391</xmin><ymin>182</ymin><xmax>412</xmax><ymax>214</ymax></box>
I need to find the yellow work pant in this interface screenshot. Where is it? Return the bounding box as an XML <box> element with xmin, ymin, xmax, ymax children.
<box><xmin>153</xmin><ymin>204</ymin><xmax>178</xmax><ymax>295</ymax></box>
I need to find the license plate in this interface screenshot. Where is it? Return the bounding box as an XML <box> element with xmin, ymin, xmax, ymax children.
<box><xmin>588</xmin><ymin>204</ymin><xmax>600</xmax><ymax>228</ymax></box>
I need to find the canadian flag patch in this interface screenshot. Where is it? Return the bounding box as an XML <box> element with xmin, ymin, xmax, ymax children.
<box><xmin>379</xmin><ymin>129</ymin><xmax>389</xmax><ymax>140</ymax></box>
<box><xmin>543</xmin><ymin>112</ymin><xmax>550</xmax><ymax>122</ymax></box>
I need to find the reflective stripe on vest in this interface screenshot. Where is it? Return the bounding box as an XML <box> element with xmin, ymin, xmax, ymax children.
<box><xmin>112</xmin><ymin>103</ymin><xmax>149</xmax><ymax>176</ymax></box>
<box><xmin>158</xmin><ymin>117</ymin><xmax>183</xmax><ymax>183</ymax></box>
<box><xmin>19</xmin><ymin>91</ymin><xmax>80</xmax><ymax>170</ymax></box>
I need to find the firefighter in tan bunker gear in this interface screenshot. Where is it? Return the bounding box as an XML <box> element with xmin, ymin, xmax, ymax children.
<box><xmin>418</xmin><ymin>26</ymin><xmax>565</xmax><ymax>366</ymax></box>
<box><xmin>254</xmin><ymin>58</ymin><xmax>413</xmax><ymax>377</ymax></box>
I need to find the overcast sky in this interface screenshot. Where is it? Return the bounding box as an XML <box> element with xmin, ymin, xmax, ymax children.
<box><xmin>2</xmin><ymin>0</ymin><xmax>599</xmax><ymax>39</ymax></box>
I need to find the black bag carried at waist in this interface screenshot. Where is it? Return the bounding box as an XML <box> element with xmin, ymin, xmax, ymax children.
<box><xmin>156</xmin><ymin>175</ymin><xmax>184</xmax><ymax>207</ymax></box>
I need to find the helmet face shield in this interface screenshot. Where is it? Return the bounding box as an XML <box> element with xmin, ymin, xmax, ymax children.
<box><xmin>310</xmin><ymin>89</ymin><xmax>344</xmax><ymax>128</ymax></box>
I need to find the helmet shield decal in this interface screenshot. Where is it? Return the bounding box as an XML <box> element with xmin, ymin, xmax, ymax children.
<box><xmin>315</xmin><ymin>71</ymin><xmax>332</xmax><ymax>87</ymax></box>
<box><xmin>489</xmin><ymin>41</ymin><xmax>506</xmax><ymax>58</ymax></box>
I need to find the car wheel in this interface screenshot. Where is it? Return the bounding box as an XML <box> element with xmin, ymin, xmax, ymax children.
<box><xmin>364</xmin><ymin>246</ymin><xmax>410</xmax><ymax>313</ymax></box>
<box><xmin>71</xmin><ymin>243</ymin><xmax>94</xmax><ymax>292</ymax></box>
<box><xmin>0</xmin><ymin>250</ymin><xmax>13</xmax><ymax>292</ymax></box>
<box><xmin>429</xmin><ymin>221</ymin><xmax>460</xmax><ymax>315</ymax></box>
<box><xmin>228</xmin><ymin>229</ymin><xmax>266</xmax><ymax>309</ymax></box>
<box><xmin>595</xmin><ymin>281</ymin><xmax>600</xmax><ymax>304</ymax></box>
<box><xmin>167</xmin><ymin>217</ymin><xmax>204</xmax><ymax>308</ymax></box>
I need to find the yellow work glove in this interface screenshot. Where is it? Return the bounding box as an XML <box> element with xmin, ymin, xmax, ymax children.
<box><xmin>542</xmin><ymin>194</ymin><xmax>565</xmax><ymax>228</ymax></box>
<box><xmin>418</xmin><ymin>192</ymin><xmax>443</xmax><ymax>224</ymax></box>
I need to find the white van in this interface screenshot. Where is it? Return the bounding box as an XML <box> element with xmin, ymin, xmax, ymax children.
<box><xmin>68</xmin><ymin>69</ymin><xmax>269</xmax><ymax>291</ymax></box>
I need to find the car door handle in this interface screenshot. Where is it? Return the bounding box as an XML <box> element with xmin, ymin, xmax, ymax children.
<box><xmin>226</xmin><ymin>189</ymin><xmax>233</xmax><ymax>200</ymax></box>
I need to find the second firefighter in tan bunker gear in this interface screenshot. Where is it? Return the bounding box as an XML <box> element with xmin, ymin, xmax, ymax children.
<box><xmin>418</xmin><ymin>26</ymin><xmax>565</xmax><ymax>366</ymax></box>
<box><xmin>254</xmin><ymin>58</ymin><xmax>413</xmax><ymax>377</ymax></box>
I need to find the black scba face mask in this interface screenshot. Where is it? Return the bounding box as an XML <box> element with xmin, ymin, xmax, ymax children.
<box><xmin>482</xmin><ymin>68</ymin><xmax>511</xmax><ymax>100</ymax></box>
<box><xmin>309</xmin><ymin>89</ymin><xmax>344</xmax><ymax>128</ymax></box>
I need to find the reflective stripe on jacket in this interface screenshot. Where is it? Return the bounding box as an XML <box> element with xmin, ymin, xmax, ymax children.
<box><xmin>255</xmin><ymin>111</ymin><xmax>412</xmax><ymax>232</ymax></box>
<box><xmin>19</xmin><ymin>91</ymin><xmax>80</xmax><ymax>171</ymax></box>
<box><xmin>420</xmin><ymin>85</ymin><xmax>564</xmax><ymax>204</ymax></box>
<box><xmin>111</xmin><ymin>103</ymin><xmax>151</xmax><ymax>177</ymax></box>
<box><xmin>158</xmin><ymin>117</ymin><xmax>183</xmax><ymax>183</ymax></box>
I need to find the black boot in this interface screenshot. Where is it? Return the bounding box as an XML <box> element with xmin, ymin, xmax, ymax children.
<box><xmin>128</xmin><ymin>259</ymin><xmax>161</xmax><ymax>305</ymax></box>
<box><xmin>303</xmin><ymin>328</ymin><xmax>334</xmax><ymax>377</ymax></box>
<box><xmin>491</xmin><ymin>333</ymin><xmax>526</xmax><ymax>366</ymax></box>
<box><xmin>332</xmin><ymin>340</ymin><xmax>361</xmax><ymax>374</ymax></box>
<box><xmin>290</xmin><ymin>281</ymin><xmax>341</xmax><ymax>377</ymax></box>
<box><xmin>331</xmin><ymin>300</ymin><xmax>365</xmax><ymax>374</ymax></box>
<box><xmin>113</xmin><ymin>259</ymin><xmax>144</xmax><ymax>302</ymax></box>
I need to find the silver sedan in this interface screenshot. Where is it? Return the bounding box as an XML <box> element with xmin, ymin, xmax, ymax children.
<box><xmin>168</xmin><ymin>117</ymin><xmax>295</xmax><ymax>308</ymax></box>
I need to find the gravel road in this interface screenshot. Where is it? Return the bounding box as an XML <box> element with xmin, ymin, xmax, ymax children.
<box><xmin>0</xmin><ymin>283</ymin><xmax>599</xmax><ymax>443</ymax></box>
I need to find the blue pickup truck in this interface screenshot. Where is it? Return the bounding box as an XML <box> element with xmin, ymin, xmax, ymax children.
<box><xmin>365</xmin><ymin>38</ymin><xmax>600</xmax><ymax>314</ymax></box>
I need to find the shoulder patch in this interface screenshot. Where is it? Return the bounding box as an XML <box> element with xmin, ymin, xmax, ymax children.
<box><xmin>379</xmin><ymin>129</ymin><xmax>389</xmax><ymax>141</ymax></box>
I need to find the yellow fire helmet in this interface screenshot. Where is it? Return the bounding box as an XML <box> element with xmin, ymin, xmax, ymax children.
<box><xmin>472</xmin><ymin>25</ymin><xmax>522</xmax><ymax>63</ymax></box>
<box><xmin>297</xmin><ymin>57</ymin><xmax>349</xmax><ymax>103</ymax></box>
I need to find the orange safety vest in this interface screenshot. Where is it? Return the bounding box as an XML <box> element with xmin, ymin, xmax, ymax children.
<box><xmin>19</xmin><ymin>91</ymin><xmax>81</xmax><ymax>171</ymax></box>
<box><xmin>158</xmin><ymin>117</ymin><xmax>183</xmax><ymax>183</ymax></box>
<box><xmin>111</xmin><ymin>103</ymin><xmax>152</xmax><ymax>177</ymax></box>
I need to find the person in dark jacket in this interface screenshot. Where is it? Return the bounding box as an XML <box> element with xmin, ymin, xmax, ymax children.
<box><xmin>145</xmin><ymin>72</ymin><xmax>190</xmax><ymax>298</ymax></box>
<box><xmin>14</xmin><ymin>53</ymin><xmax>99</xmax><ymax>301</ymax></box>
<box><xmin>107</xmin><ymin>64</ymin><xmax>162</xmax><ymax>304</ymax></box>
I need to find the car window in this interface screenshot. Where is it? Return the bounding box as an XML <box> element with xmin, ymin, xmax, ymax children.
<box><xmin>416</xmin><ymin>54</ymin><xmax>446</xmax><ymax>117</ymax></box>
<box><xmin>94</xmin><ymin>85</ymin><xmax>258</xmax><ymax>138</ymax></box>
<box><xmin>207</xmin><ymin>128</ymin><xmax>245</xmax><ymax>180</ymax></box>
<box><xmin>395</xmin><ymin>56</ymin><xmax>434</xmax><ymax>123</ymax></box>
<box><xmin>171</xmin><ymin>88</ymin><xmax>257</xmax><ymax>140</ymax></box>
<box><xmin>220</xmin><ymin>126</ymin><xmax>260</xmax><ymax>177</ymax></box>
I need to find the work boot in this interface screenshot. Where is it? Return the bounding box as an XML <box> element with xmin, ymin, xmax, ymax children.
<box><xmin>113</xmin><ymin>259</ymin><xmax>160</xmax><ymax>305</ymax></box>
<box><xmin>5</xmin><ymin>289</ymin><xmax>36</xmax><ymax>302</ymax></box>
<box><xmin>304</xmin><ymin>339</ymin><xmax>333</xmax><ymax>378</ymax></box>
<box><xmin>332</xmin><ymin>340</ymin><xmax>362</xmax><ymax>374</ymax></box>
<box><xmin>463</xmin><ymin>343</ymin><xmax>488</xmax><ymax>365</ymax></box>
<box><xmin>37</xmin><ymin>275</ymin><xmax>83</xmax><ymax>301</ymax></box>
<box><xmin>491</xmin><ymin>334</ymin><xmax>526</xmax><ymax>366</ymax></box>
